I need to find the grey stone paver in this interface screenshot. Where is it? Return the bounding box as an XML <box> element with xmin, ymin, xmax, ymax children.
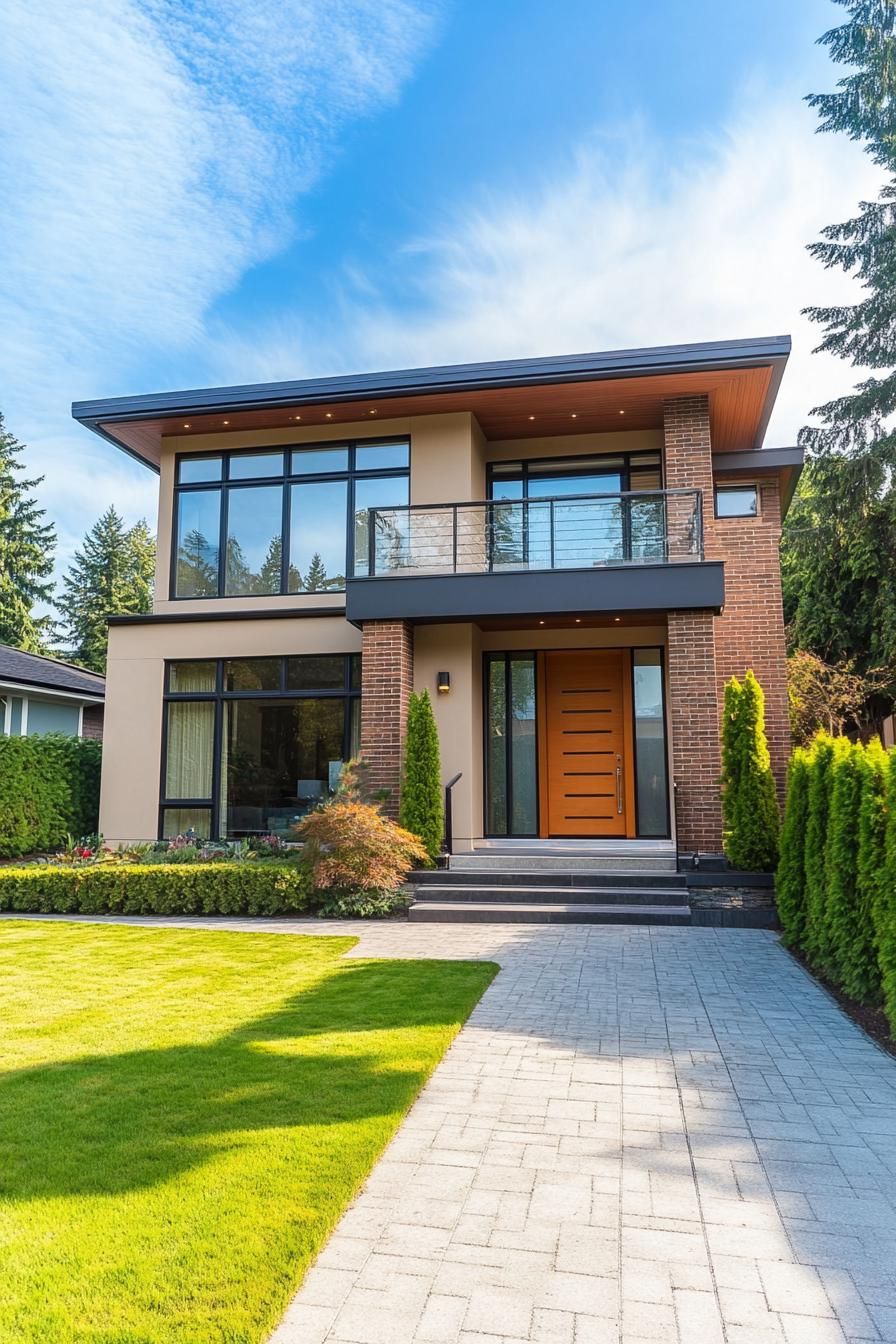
<box><xmin>7</xmin><ymin>913</ymin><xmax>896</xmax><ymax>1343</ymax></box>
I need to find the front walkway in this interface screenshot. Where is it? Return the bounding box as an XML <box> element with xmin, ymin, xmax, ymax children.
<box><xmin>10</xmin><ymin>917</ymin><xmax>896</xmax><ymax>1343</ymax></box>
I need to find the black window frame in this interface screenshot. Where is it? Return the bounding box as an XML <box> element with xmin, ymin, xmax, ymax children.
<box><xmin>714</xmin><ymin>483</ymin><xmax>759</xmax><ymax>519</ymax></box>
<box><xmin>159</xmin><ymin>653</ymin><xmax>361</xmax><ymax>839</ymax></box>
<box><xmin>171</xmin><ymin>438</ymin><xmax>410</xmax><ymax>600</ymax></box>
<box><xmin>486</xmin><ymin>449</ymin><xmax>663</xmax><ymax>499</ymax></box>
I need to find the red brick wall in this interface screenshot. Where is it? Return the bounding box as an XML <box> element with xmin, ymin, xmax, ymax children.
<box><xmin>81</xmin><ymin>704</ymin><xmax>104</xmax><ymax>742</ymax></box>
<box><xmin>713</xmin><ymin>477</ymin><xmax>789</xmax><ymax>802</ymax></box>
<box><xmin>663</xmin><ymin>395</ymin><xmax>790</xmax><ymax>851</ymax></box>
<box><xmin>359</xmin><ymin>620</ymin><xmax>414</xmax><ymax>815</ymax></box>
<box><xmin>666</xmin><ymin>610</ymin><xmax>723</xmax><ymax>852</ymax></box>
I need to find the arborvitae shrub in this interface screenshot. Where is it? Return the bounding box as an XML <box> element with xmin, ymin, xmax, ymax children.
<box><xmin>803</xmin><ymin>734</ymin><xmax>836</xmax><ymax>965</ymax></box>
<box><xmin>776</xmin><ymin>748</ymin><xmax>810</xmax><ymax>950</ymax></box>
<box><xmin>878</xmin><ymin>748</ymin><xmax>896</xmax><ymax>1036</ymax></box>
<box><xmin>399</xmin><ymin>690</ymin><xmax>443</xmax><ymax>863</ymax></box>
<box><xmin>824</xmin><ymin>738</ymin><xmax>863</xmax><ymax>985</ymax></box>
<box><xmin>850</xmin><ymin>739</ymin><xmax>889</xmax><ymax>1004</ymax></box>
<box><xmin>720</xmin><ymin>669</ymin><xmax>780</xmax><ymax>871</ymax></box>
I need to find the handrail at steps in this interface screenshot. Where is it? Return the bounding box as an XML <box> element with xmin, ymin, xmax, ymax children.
<box><xmin>442</xmin><ymin>773</ymin><xmax>463</xmax><ymax>856</ymax></box>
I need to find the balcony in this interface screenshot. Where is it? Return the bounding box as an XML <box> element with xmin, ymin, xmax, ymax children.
<box><xmin>346</xmin><ymin>489</ymin><xmax>724</xmax><ymax>624</ymax></box>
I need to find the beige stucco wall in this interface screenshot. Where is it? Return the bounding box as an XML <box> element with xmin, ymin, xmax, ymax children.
<box><xmin>100</xmin><ymin>615</ymin><xmax>359</xmax><ymax>845</ymax></box>
<box><xmin>484</xmin><ymin>428</ymin><xmax>663</xmax><ymax>467</ymax></box>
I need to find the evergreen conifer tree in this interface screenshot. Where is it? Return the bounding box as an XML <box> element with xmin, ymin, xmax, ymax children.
<box><xmin>56</xmin><ymin>507</ymin><xmax>155</xmax><ymax>671</ymax></box>
<box><xmin>804</xmin><ymin>734</ymin><xmax>837</xmax><ymax>965</ymax></box>
<box><xmin>824</xmin><ymin>738</ymin><xmax>864</xmax><ymax>984</ymax></box>
<box><xmin>782</xmin><ymin>3</ymin><xmax>896</xmax><ymax>675</ymax></box>
<box><xmin>720</xmin><ymin>670</ymin><xmax>780</xmax><ymax>871</ymax></box>
<box><xmin>851</xmin><ymin>736</ymin><xmax>889</xmax><ymax>1003</ymax></box>
<box><xmin>399</xmin><ymin>689</ymin><xmax>443</xmax><ymax>863</ymax></box>
<box><xmin>0</xmin><ymin>412</ymin><xmax>55</xmax><ymax>651</ymax></box>
<box><xmin>304</xmin><ymin>552</ymin><xmax>330</xmax><ymax>592</ymax></box>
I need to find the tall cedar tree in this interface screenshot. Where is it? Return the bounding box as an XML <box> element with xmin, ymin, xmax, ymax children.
<box><xmin>56</xmin><ymin>508</ymin><xmax>155</xmax><ymax>672</ymax></box>
<box><xmin>824</xmin><ymin>737</ymin><xmax>864</xmax><ymax>984</ymax></box>
<box><xmin>720</xmin><ymin>670</ymin><xmax>780</xmax><ymax>872</ymax></box>
<box><xmin>0</xmin><ymin>413</ymin><xmax>55</xmax><ymax>651</ymax></box>
<box><xmin>399</xmin><ymin>690</ymin><xmax>444</xmax><ymax>863</ymax></box>
<box><xmin>803</xmin><ymin>734</ymin><xmax>837</xmax><ymax>965</ymax></box>
<box><xmin>782</xmin><ymin>3</ymin><xmax>896</xmax><ymax>675</ymax></box>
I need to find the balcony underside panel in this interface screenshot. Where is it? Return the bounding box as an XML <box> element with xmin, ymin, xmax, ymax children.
<box><xmin>346</xmin><ymin>561</ymin><xmax>724</xmax><ymax>624</ymax></box>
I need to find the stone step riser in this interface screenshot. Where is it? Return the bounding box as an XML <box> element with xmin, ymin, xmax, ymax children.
<box><xmin>414</xmin><ymin>870</ymin><xmax>687</xmax><ymax>889</ymax></box>
<box><xmin>408</xmin><ymin>903</ymin><xmax>691</xmax><ymax>925</ymax></box>
<box><xmin>411</xmin><ymin>886</ymin><xmax>689</xmax><ymax>907</ymax></box>
<box><xmin>448</xmin><ymin>855</ymin><xmax>677</xmax><ymax>873</ymax></box>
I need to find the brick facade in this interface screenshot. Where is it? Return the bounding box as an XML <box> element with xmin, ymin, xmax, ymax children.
<box><xmin>663</xmin><ymin>395</ymin><xmax>790</xmax><ymax>851</ymax></box>
<box><xmin>359</xmin><ymin>620</ymin><xmax>414</xmax><ymax>815</ymax></box>
<box><xmin>81</xmin><ymin>704</ymin><xmax>104</xmax><ymax>742</ymax></box>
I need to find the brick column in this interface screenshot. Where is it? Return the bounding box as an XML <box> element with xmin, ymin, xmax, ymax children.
<box><xmin>360</xmin><ymin>620</ymin><xmax>414</xmax><ymax>816</ymax></box>
<box><xmin>667</xmin><ymin>610</ymin><xmax>723</xmax><ymax>853</ymax></box>
<box><xmin>81</xmin><ymin>705</ymin><xmax>104</xmax><ymax>742</ymax></box>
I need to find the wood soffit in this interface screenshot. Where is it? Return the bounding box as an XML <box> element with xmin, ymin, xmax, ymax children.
<box><xmin>97</xmin><ymin>365</ymin><xmax>774</xmax><ymax>467</ymax></box>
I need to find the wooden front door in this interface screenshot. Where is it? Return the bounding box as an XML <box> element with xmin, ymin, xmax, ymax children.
<box><xmin>541</xmin><ymin>650</ymin><xmax>634</xmax><ymax>837</ymax></box>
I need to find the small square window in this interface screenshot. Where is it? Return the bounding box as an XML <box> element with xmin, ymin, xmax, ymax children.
<box><xmin>715</xmin><ymin>485</ymin><xmax>758</xmax><ymax>518</ymax></box>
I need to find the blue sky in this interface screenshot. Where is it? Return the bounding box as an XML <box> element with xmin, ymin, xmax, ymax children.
<box><xmin>0</xmin><ymin>0</ymin><xmax>883</xmax><ymax>586</ymax></box>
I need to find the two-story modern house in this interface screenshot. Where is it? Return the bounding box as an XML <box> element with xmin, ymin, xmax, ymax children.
<box><xmin>73</xmin><ymin>336</ymin><xmax>801</xmax><ymax>865</ymax></box>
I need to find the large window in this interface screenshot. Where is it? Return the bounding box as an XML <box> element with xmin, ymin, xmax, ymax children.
<box><xmin>485</xmin><ymin>653</ymin><xmax>538</xmax><ymax>837</ymax></box>
<box><xmin>487</xmin><ymin>451</ymin><xmax>664</xmax><ymax>569</ymax></box>
<box><xmin>160</xmin><ymin>655</ymin><xmax>361</xmax><ymax>839</ymax></box>
<box><xmin>172</xmin><ymin>441</ymin><xmax>409</xmax><ymax>598</ymax></box>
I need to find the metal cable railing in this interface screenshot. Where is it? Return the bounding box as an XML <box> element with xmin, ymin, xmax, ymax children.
<box><xmin>364</xmin><ymin>489</ymin><xmax>703</xmax><ymax>578</ymax></box>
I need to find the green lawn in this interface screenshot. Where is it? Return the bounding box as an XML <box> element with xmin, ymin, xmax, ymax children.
<box><xmin>0</xmin><ymin>920</ymin><xmax>496</xmax><ymax>1344</ymax></box>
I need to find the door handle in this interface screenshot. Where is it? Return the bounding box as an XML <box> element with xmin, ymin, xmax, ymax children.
<box><xmin>616</xmin><ymin>756</ymin><xmax>623</xmax><ymax>814</ymax></box>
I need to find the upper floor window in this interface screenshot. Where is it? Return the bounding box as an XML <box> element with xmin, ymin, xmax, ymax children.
<box><xmin>172</xmin><ymin>440</ymin><xmax>410</xmax><ymax>598</ymax></box>
<box><xmin>714</xmin><ymin>484</ymin><xmax>758</xmax><ymax>518</ymax></box>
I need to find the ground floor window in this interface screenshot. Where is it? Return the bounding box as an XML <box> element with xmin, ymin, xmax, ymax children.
<box><xmin>160</xmin><ymin>654</ymin><xmax>361</xmax><ymax>839</ymax></box>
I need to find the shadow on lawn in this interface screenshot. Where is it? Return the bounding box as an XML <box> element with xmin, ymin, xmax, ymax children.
<box><xmin>0</xmin><ymin>958</ymin><xmax>488</xmax><ymax>1201</ymax></box>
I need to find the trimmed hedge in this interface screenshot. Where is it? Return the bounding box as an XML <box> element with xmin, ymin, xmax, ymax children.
<box><xmin>0</xmin><ymin>734</ymin><xmax>101</xmax><ymax>858</ymax></box>
<box><xmin>0</xmin><ymin>863</ymin><xmax>311</xmax><ymax>917</ymax></box>
<box><xmin>777</xmin><ymin>732</ymin><xmax>896</xmax><ymax>1036</ymax></box>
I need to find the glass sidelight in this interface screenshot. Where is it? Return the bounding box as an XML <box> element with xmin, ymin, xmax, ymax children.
<box><xmin>632</xmin><ymin>649</ymin><xmax>670</xmax><ymax>836</ymax></box>
<box><xmin>485</xmin><ymin>653</ymin><xmax>538</xmax><ymax>836</ymax></box>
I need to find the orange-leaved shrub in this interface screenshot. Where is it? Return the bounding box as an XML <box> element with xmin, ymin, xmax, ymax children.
<box><xmin>294</xmin><ymin>759</ymin><xmax>427</xmax><ymax>914</ymax></box>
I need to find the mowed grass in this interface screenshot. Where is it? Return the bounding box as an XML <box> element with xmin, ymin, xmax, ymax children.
<box><xmin>0</xmin><ymin>920</ymin><xmax>497</xmax><ymax>1344</ymax></box>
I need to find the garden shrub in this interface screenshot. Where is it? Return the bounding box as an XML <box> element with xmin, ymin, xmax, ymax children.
<box><xmin>803</xmin><ymin>733</ymin><xmax>836</xmax><ymax>965</ymax></box>
<box><xmin>0</xmin><ymin>734</ymin><xmax>101</xmax><ymax>858</ymax></box>
<box><xmin>878</xmin><ymin>748</ymin><xmax>896</xmax><ymax>1034</ymax></box>
<box><xmin>849</xmin><ymin>738</ymin><xmax>889</xmax><ymax>1004</ymax></box>
<box><xmin>0</xmin><ymin>863</ymin><xmax>311</xmax><ymax>917</ymax></box>
<box><xmin>399</xmin><ymin>689</ymin><xmax>443</xmax><ymax>863</ymax></box>
<box><xmin>297</xmin><ymin>798</ymin><xmax>427</xmax><ymax>899</ymax></box>
<box><xmin>776</xmin><ymin>747</ymin><xmax>810</xmax><ymax>950</ymax></box>
<box><xmin>824</xmin><ymin>738</ymin><xmax>863</xmax><ymax>986</ymax></box>
<box><xmin>720</xmin><ymin>669</ymin><xmax>780</xmax><ymax>871</ymax></box>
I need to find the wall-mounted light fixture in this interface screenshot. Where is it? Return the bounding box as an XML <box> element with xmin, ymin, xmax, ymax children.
<box><xmin>437</xmin><ymin>671</ymin><xmax>451</xmax><ymax>695</ymax></box>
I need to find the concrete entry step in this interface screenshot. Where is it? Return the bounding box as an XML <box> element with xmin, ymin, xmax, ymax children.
<box><xmin>448</xmin><ymin>853</ymin><xmax>677</xmax><ymax>874</ymax></box>
<box><xmin>411</xmin><ymin>884</ymin><xmax>689</xmax><ymax>906</ymax></box>
<box><xmin>408</xmin><ymin>901</ymin><xmax>692</xmax><ymax>925</ymax></box>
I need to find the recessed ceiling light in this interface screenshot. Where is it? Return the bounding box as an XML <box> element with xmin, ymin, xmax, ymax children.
<box><xmin>183</xmin><ymin>423</ymin><xmax>190</xmax><ymax>429</ymax></box>
<box><xmin>575</xmin><ymin>618</ymin><xmax>581</xmax><ymax>623</ymax></box>
<box><xmin>619</xmin><ymin>409</ymin><xmax>625</xmax><ymax>415</ymax></box>
<box><xmin>325</xmin><ymin>412</ymin><xmax>333</xmax><ymax>418</ymax></box>
<box><xmin>369</xmin><ymin>408</ymin><xmax>378</xmax><ymax>415</ymax></box>
<box><xmin>539</xmin><ymin>620</ymin><xmax>545</xmax><ymax>626</ymax></box>
<box><xmin>614</xmin><ymin>616</ymin><xmax>621</xmax><ymax>622</ymax></box>
<box><xmin>570</xmin><ymin>412</ymin><xmax>577</xmax><ymax>419</ymax></box>
<box><xmin>222</xmin><ymin>420</ymin><xmax>229</xmax><ymax>425</ymax></box>
<box><xmin>293</xmin><ymin>415</ymin><xmax>301</xmax><ymax>421</ymax></box>
<box><xmin>528</xmin><ymin>415</ymin><xmax>535</xmax><ymax>421</ymax></box>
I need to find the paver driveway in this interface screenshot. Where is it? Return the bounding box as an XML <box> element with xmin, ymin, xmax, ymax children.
<box><xmin>10</xmin><ymin>917</ymin><xmax>896</xmax><ymax>1342</ymax></box>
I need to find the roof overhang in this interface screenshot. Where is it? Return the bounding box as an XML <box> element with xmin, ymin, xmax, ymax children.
<box><xmin>72</xmin><ymin>335</ymin><xmax>791</xmax><ymax>473</ymax></box>
<box><xmin>0</xmin><ymin>678</ymin><xmax>104</xmax><ymax>704</ymax></box>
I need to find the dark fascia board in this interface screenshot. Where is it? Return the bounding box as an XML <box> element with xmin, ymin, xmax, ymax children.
<box><xmin>72</xmin><ymin>335</ymin><xmax>791</xmax><ymax>443</ymax></box>
<box><xmin>108</xmin><ymin>606</ymin><xmax>348</xmax><ymax>627</ymax></box>
<box><xmin>712</xmin><ymin>446</ymin><xmax>803</xmax><ymax>472</ymax></box>
<box><xmin>345</xmin><ymin>562</ymin><xmax>725</xmax><ymax>626</ymax></box>
<box><xmin>0</xmin><ymin>675</ymin><xmax>104</xmax><ymax>702</ymax></box>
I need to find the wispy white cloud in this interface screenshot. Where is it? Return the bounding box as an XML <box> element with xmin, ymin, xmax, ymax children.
<box><xmin>212</xmin><ymin>88</ymin><xmax>883</xmax><ymax>447</ymax></box>
<box><xmin>0</xmin><ymin>0</ymin><xmax>439</xmax><ymax>574</ymax></box>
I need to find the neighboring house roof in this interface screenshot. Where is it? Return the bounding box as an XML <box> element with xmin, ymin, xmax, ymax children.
<box><xmin>71</xmin><ymin>334</ymin><xmax>792</xmax><ymax>471</ymax></box>
<box><xmin>0</xmin><ymin>645</ymin><xmax>105</xmax><ymax>700</ymax></box>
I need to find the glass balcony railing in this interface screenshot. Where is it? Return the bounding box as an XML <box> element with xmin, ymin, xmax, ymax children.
<box><xmin>362</xmin><ymin>489</ymin><xmax>704</xmax><ymax>578</ymax></box>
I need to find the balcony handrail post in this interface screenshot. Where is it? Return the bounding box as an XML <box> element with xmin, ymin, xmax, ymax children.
<box><xmin>367</xmin><ymin>507</ymin><xmax>377</xmax><ymax>576</ymax></box>
<box><xmin>442</xmin><ymin>772</ymin><xmax>463</xmax><ymax>855</ymax></box>
<box><xmin>549</xmin><ymin>498</ymin><xmax>556</xmax><ymax>569</ymax></box>
<box><xmin>696</xmin><ymin>490</ymin><xmax>704</xmax><ymax>561</ymax></box>
<box><xmin>453</xmin><ymin>505</ymin><xmax>459</xmax><ymax>573</ymax></box>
